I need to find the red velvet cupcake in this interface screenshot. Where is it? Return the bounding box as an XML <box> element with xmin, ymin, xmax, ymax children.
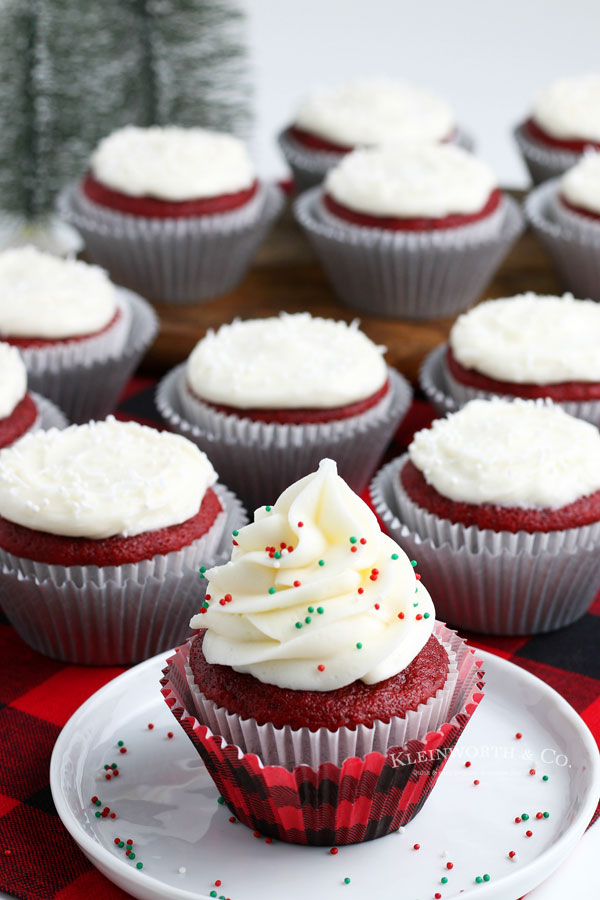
<box><xmin>371</xmin><ymin>398</ymin><xmax>600</xmax><ymax>635</ymax></box>
<box><xmin>162</xmin><ymin>459</ymin><xmax>484</xmax><ymax>845</ymax></box>
<box><xmin>0</xmin><ymin>343</ymin><xmax>38</xmax><ymax>448</ymax></box>
<box><xmin>157</xmin><ymin>312</ymin><xmax>412</xmax><ymax>510</ymax></box>
<box><xmin>0</xmin><ymin>418</ymin><xmax>246</xmax><ymax>664</ymax></box>
<box><xmin>59</xmin><ymin>125</ymin><xmax>283</xmax><ymax>304</ymax></box>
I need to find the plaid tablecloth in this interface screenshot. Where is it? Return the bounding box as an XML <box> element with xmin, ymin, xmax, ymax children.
<box><xmin>0</xmin><ymin>376</ymin><xmax>598</xmax><ymax>900</ymax></box>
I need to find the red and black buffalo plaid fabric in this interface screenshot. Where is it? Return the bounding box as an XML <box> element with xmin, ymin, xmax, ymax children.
<box><xmin>0</xmin><ymin>376</ymin><xmax>598</xmax><ymax>899</ymax></box>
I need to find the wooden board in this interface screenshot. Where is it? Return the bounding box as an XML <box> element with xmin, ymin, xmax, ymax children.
<box><xmin>142</xmin><ymin>192</ymin><xmax>561</xmax><ymax>383</ymax></box>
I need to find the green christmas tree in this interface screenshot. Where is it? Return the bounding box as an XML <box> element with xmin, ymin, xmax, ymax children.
<box><xmin>0</xmin><ymin>0</ymin><xmax>251</xmax><ymax>245</ymax></box>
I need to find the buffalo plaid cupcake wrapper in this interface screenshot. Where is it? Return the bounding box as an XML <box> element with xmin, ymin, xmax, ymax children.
<box><xmin>513</xmin><ymin>122</ymin><xmax>581</xmax><ymax>185</ymax></box>
<box><xmin>156</xmin><ymin>364</ymin><xmax>412</xmax><ymax>511</ymax></box>
<box><xmin>420</xmin><ymin>343</ymin><xmax>600</xmax><ymax>429</ymax></box>
<box><xmin>526</xmin><ymin>178</ymin><xmax>600</xmax><ymax>302</ymax></box>
<box><xmin>161</xmin><ymin>625</ymin><xmax>484</xmax><ymax>845</ymax></box>
<box><xmin>23</xmin><ymin>289</ymin><xmax>158</xmax><ymax>424</ymax></box>
<box><xmin>294</xmin><ymin>188</ymin><xmax>524</xmax><ymax>320</ymax></box>
<box><xmin>371</xmin><ymin>456</ymin><xmax>600</xmax><ymax>635</ymax></box>
<box><xmin>0</xmin><ymin>484</ymin><xmax>247</xmax><ymax>665</ymax></box>
<box><xmin>58</xmin><ymin>181</ymin><xmax>284</xmax><ymax>304</ymax></box>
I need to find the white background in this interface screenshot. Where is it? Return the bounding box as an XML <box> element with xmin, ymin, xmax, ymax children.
<box><xmin>241</xmin><ymin>0</ymin><xmax>600</xmax><ymax>187</ymax></box>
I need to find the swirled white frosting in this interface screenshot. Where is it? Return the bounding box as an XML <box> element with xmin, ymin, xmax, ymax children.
<box><xmin>0</xmin><ymin>343</ymin><xmax>27</xmax><ymax>420</ymax></box>
<box><xmin>409</xmin><ymin>399</ymin><xmax>600</xmax><ymax>509</ymax></box>
<box><xmin>191</xmin><ymin>458</ymin><xmax>435</xmax><ymax>691</ymax></box>
<box><xmin>0</xmin><ymin>417</ymin><xmax>217</xmax><ymax>538</ymax></box>
<box><xmin>450</xmin><ymin>293</ymin><xmax>600</xmax><ymax>383</ymax></box>
<box><xmin>0</xmin><ymin>247</ymin><xmax>117</xmax><ymax>339</ymax></box>
<box><xmin>91</xmin><ymin>126</ymin><xmax>255</xmax><ymax>201</ymax></box>
<box><xmin>560</xmin><ymin>152</ymin><xmax>600</xmax><ymax>214</ymax></box>
<box><xmin>294</xmin><ymin>78</ymin><xmax>454</xmax><ymax>146</ymax></box>
<box><xmin>532</xmin><ymin>75</ymin><xmax>600</xmax><ymax>141</ymax></box>
<box><xmin>186</xmin><ymin>313</ymin><xmax>388</xmax><ymax>408</ymax></box>
<box><xmin>325</xmin><ymin>144</ymin><xmax>497</xmax><ymax>217</ymax></box>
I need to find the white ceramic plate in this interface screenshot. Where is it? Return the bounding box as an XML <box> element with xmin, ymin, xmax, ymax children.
<box><xmin>50</xmin><ymin>649</ymin><xmax>599</xmax><ymax>900</ymax></box>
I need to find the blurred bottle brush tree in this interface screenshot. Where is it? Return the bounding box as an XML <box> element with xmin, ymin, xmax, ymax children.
<box><xmin>0</xmin><ymin>0</ymin><xmax>251</xmax><ymax>222</ymax></box>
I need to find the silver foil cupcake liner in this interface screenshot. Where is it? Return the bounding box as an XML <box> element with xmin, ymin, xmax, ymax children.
<box><xmin>58</xmin><ymin>181</ymin><xmax>284</xmax><ymax>304</ymax></box>
<box><xmin>294</xmin><ymin>188</ymin><xmax>524</xmax><ymax>320</ymax></box>
<box><xmin>30</xmin><ymin>391</ymin><xmax>69</xmax><ymax>432</ymax></box>
<box><xmin>157</xmin><ymin>364</ymin><xmax>412</xmax><ymax>511</ymax></box>
<box><xmin>24</xmin><ymin>289</ymin><xmax>158</xmax><ymax>424</ymax></box>
<box><xmin>371</xmin><ymin>456</ymin><xmax>600</xmax><ymax>635</ymax></box>
<box><xmin>525</xmin><ymin>179</ymin><xmax>600</xmax><ymax>301</ymax></box>
<box><xmin>513</xmin><ymin>123</ymin><xmax>580</xmax><ymax>185</ymax></box>
<box><xmin>548</xmin><ymin>187</ymin><xmax>600</xmax><ymax>237</ymax></box>
<box><xmin>0</xmin><ymin>484</ymin><xmax>247</xmax><ymax>665</ymax></box>
<box><xmin>278</xmin><ymin>126</ymin><xmax>476</xmax><ymax>194</ymax></box>
<box><xmin>421</xmin><ymin>343</ymin><xmax>600</xmax><ymax>428</ymax></box>
<box><xmin>182</xmin><ymin>623</ymin><xmax>459</xmax><ymax>770</ymax></box>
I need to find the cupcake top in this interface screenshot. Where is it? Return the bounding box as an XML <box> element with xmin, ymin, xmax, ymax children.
<box><xmin>409</xmin><ymin>399</ymin><xmax>600</xmax><ymax>509</ymax></box>
<box><xmin>294</xmin><ymin>78</ymin><xmax>454</xmax><ymax>146</ymax></box>
<box><xmin>90</xmin><ymin>125</ymin><xmax>255</xmax><ymax>201</ymax></box>
<box><xmin>449</xmin><ymin>293</ymin><xmax>600</xmax><ymax>383</ymax></box>
<box><xmin>532</xmin><ymin>75</ymin><xmax>600</xmax><ymax>142</ymax></box>
<box><xmin>0</xmin><ymin>343</ymin><xmax>27</xmax><ymax>419</ymax></box>
<box><xmin>191</xmin><ymin>458</ymin><xmax>434</xmax><ymax>691</ymax></box>
<box><xmin>325</xmin><ymin>144</ymin><xmax>497</xmax><ymax>218</ymax></box>
<box><xmin>186</xmin><ymin>313</ymin><xmax>388</xmax><ymax>408</ymax></box>
<box><xmin>0</xmin><ymin>247</ymin><xmax>118</xmax><ymax>339</ymax></box>
<box><xmin>560</xmin><ymin>152</ymin><xmax>600</xmax><ymax>214</ymax></box>
<box><xmin>0</xmin><ymin>417</ymin><xmax>217</xmax><ymax>538</ymax></box>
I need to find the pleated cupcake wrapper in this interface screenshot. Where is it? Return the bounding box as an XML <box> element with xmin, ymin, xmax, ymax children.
<box><xmin>24</xmin><ymin>289</ymin><xmax>158</xmax><ymax>424</ymax></box>
<box><xmin>548</xmin><ymin>187</ymin><xmax>600</xmax><ymax>238</ymax></box>
<box><xmin>0</xmin><ymin>484</ymin><xmax>247</xmax><ymax>665</ymax></box>
<box><xmin>419</xmin><ymin>345</ymin><xmax>459</xmax><ymax>415</ymax></box>
<box><xmin>30</xmin><ymin>391</ymin><xmax>69</xmax><ymax>431</ymax></box>
<box><xmin>58</xmin><ymin>182</ymin><xmax>284</xmax><ymax>304</ymax></box>
<box><xmin>525</xmin><ymin>178</ymin><xmax>600</xmax><ymax>302</ymax></box>
<box><xmin>157</xmin><ymin>364</ymin><xmax>412</xmax><ymax>510</ymax></box>
<box><xmin>513</xmin><ymin>123</ymin><xmax>581</xmax><ymax>185</ymax></box>
<box><xmin>179</xmin><ymin>634</ymin><xmax>458</xmax><ymax>772</ymax></box>
<box><xmin>161</xmin><ymin>625</ymin><xmax>484</xmax><ymax>845</ymax></box>
<box><xmin>15</xmin><ymin>292</ymin><xmax>131</xmax><ymax>376</ymax></box>
<box><xmin>294</xmin><ymin>188</ymin><xmax>524</xmax><ymax>320</ymax></box>
<box><xmin>371</xmin><ymin>456</ymin><xmax>600</xmax><ymax>635</ymax></box>
<box><xmin>278</xmin><ymin>126</ymin><xmax>475</xmax><ymax>194</ymax></box>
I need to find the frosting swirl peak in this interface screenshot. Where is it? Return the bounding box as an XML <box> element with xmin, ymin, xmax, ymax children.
<box><xmin>191</xmin><ymin>459</ymin><xmax>434</xmax><ymax>691</ymax></box>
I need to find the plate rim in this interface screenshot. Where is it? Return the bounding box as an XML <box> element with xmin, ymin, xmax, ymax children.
<box><xmin>50</xmin><ymin>647</ymin><xmax>600</xmax><ymax>900</ymax></box>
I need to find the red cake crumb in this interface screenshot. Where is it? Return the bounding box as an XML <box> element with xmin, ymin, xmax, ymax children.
<box><xmin>524</xmin><ymin>117</ymin><xmax>600</xmax><ymax>153</ymax></box>
<box><xmin>3</xmin><ymin>310</ymin><xmax>121</xmax><ymax>348</ymax></box>
<box><xmin>83</xmin><ymin>173</ymin><xmax>259</xmax><ymax>218</ymax></box>
<box><xmin>188</xmin><ymin>379</ymin><xmax>390</xmax><ymax>424</ymax></box>
<box><xmin>323</xmin><ymin>188</ymin><xmax>502</xmax><ymax>232</ymax></box>
<box><xmin>0</xmin><ymin>393</ymin><xmax>37</xmax><ymax>448</ymax></box>
<box><xmin>0</xmin><ymin>487</ymin><xmax>222</xmax><ymax>566</ymax></box>
<box><xmin>400</xmin><ymin>458</ymin><xmax>600</xmax><ymax>533</ymax></box>
<box><xmin>189</xmin><ymin>630</ymin><xmax>449</xmax><ymax>730</ymax></box>
<box><xmin>446</xmin><ymin>347</ymin><xmax>600</xmax><ymax>402</ymax></box>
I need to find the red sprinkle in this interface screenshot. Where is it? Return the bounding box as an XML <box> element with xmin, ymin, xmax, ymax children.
<box><xmin>446</xmin><ymin>862</ymin><xmax>454</xmax><ymax>870</ymax></box>
<box><xmin>529</xmin><ymin>769</ymin><xmax>536</xmax><ymax>776</ymax></box>
<box><xmin>287</xmin><ymin>546</ymin><xmax>294</xmax><ymax>553</ymax></box>
<box><xmin>167</xmin><ymin>732</ymin><xmax>174</xmax><ymax>739</ymax></box>
<box><xmin>330</xmin><ymin>847</ymin><xmax>338</xmax><ymax>855</ymax></box>
<box><xmin>509</xmin><ymin>851</ymin><xmax>516</xmax><ymax>858</ymax></box>
<box><xmin>526</xmin><ymin>830</ymin><xmax>533</xmax><ymax>838</ymax></box>
<box><xmin>372</xmin><ymin>568</ymin><xmax>379</xmax><ymax>575</ymax></box>
<box><xmin>119</xmin><ymin>747</ymin><xmax>127</xmax><ymax>754</ymax></box>
<box><xmin>113</xmin><ymin>770</ymin><xmax>119</xmax><ymax>777</ymax></box>
<box><xmin>224</xmin><ymin>594</ymin><xmax>232</xmax><ymax>603</ymax></box>
<box><xmin>232</xmin><ymin>540</ymin><xmax>238</xmax><ymax>546</ymax></box>
<box><xmin>360</xmin><ymin>538</ymin><xmax>366</xmax><ymax>544</ymax></box>
<box><xmin>398</xmin><ymin>612</ymin><xmax>405</xmax><ymax>619</ymax></box>
<box><xmin>536</xmin><ymin>812</ymin><xmax>543</xmax><ymax>819</ymax></box>
<box><xmin>105</xmin><ymin>773</ymin><xmax>112</xmax><ymax>780</ymax></box>
<box><xmin>515</xmin><ymin>732</ymin><xmax>522</xmax><ymax>739</ymax></box>
<box><xmin>215</xmin><ymin>881</ymin><xmax>222</xmax><ymax>887</ymax></box>
<box><xmin>110</xmin><ymin>813</ymin><xmax>116</xmax><ymax>819</ymax></box>
<box><xmin>358</xmin><ymin>587</ymin><xmax>364</xmax><ymax>594</ymax></box>
<box><xmin>147</xmin><ymin>724</ymin><xmax>154</xmax><ymax>730</ymax></box>
<box><xmin>91</xmin><ymin>796</ymin><xmax>98</xmax><ymax>804</ymax></box>
<box><xmin>219</xmin><ymin>598</ymin><xmax>226</xmax><ymax>606</ymax></box>
<box><xmin>229</xmin><ymin>816</ymin><xmax>236</xmax><ymax>823</ymax></box>
<box><xmin>515</xmin><ymin>817</ymin><xmax>521</xmax><ymax>823</ymax></box>
<box><xmin>205</xmin><ymin>595</ymin><xmax>211</xmax><ymax>601</ymax></box>
<box><xmin>465</xmin><ymin>761</ymin><xmax>471</xmax><ymax>768</ymax></box>
<box><xmin>298</xmin><ymin>521</ymin><xmax>304</xmax><ymax>528</ymax></box>
<box><xmin>265</xmin><ymin>837</ymin><xmax>273</xmax><ymax>844</ymax></box>
<box><xmin>415</xmin><ymin>573</ymin><xmax>421</xmax><ymax>580</ymax></box>
<box><xmin>199</xmin><ymin>607</ymin><xmax>207</xmax><ymax>614</ymax></box>
<box><xmin>415</xmin><ymin>614</ymin><xmax>423</xmax><ymax>620</ymax></box>
<box><xmin>126</xmin><ymin>839</ymin><xmax>133</xmax><ymax>845</ymax></box>
<box><xmin>473</xmin><ymin>779</ymin><xmax>480</xmax><ymax>785</ymax></box>
<box><xmin>280</xmin><ymin>542</ymin><xmax>286</xmax><ymax>549</ymax></box>
<box><xmin>318</xmin><ymin>664</ymin><xmax>325</xmax><ymax>672</ymax></box>
<box><xmin>374</xmin><ymin>603</ymin><xmax>380</xmax><ymax>610</ymax></box>
<box><xmin>370</xmin><ymin>574</ymin><xmax>377</xmax><ymax>581</ymax></box>
<box><xmin>253</xmin><ymin>831</ymin><xmax>260</xmax><ymax>838</ymax></box>
<box><xmin>293</xmin><ymin>580</ymin><xmax>301</xmax><ymax>587</ymax></box>
<box><xmin>435</xmin><ymin>894</ymin><xmax>442</xmax><ymax>899</ymax></box>
<box><xmin>114</xmin><ymin>838</ymin><xmax>120</xmax><ymax>845</ymax></box>
<box><xmin>351</xmin><ymin>546</ymin><xmax>357</xmax><ymax>552</ymax></box>
<box><xmin>413</xmin><ymin>843</ymin><xmax>420</xmax><ymax>850</ymax></box>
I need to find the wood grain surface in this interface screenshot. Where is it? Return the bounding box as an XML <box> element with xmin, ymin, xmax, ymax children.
<box><xmin>142</xmin><ymin>192</ymin><xmax>561</xmax><ymax>383</ymax></box>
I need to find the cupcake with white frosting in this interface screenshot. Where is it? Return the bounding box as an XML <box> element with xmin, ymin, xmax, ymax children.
<box><xmin>162</xmin><ymin>459</ymin><xmax>484</xmax><ymax>845</ymax></box>
<box><xmin>0</xmin><ymin>342</ymin><xmax>66</xmax><ymax>446</ymax></box>
<box><xmin>295</xmin><ymin>144</ymin><xmax>524</xmax><ymax>319</ymax></box>
<box><xmin>515</xmin><ymin>76</ymin><xmax>600</xmax><ymax>184</ymax></box>
<box><xmin>0</xmin><ymin>418</ymin><xmax>246</xmax><ymax>663</ymax></box>
<box><xmin>0</xmin><ymin>246</ymin><xmax>156</xmax><ymax>423</ymax></box>
<box><xmin>278</xmin><ymin>77</ymin><xmax>473</xmax><ymax>192</ymax></box>
<box><xmin>59</xmin><ymin>125</ymin><xmax>283</xmax><ymax>304</ymax></box>
<box><xmin>371</xmin><ymin>399</ymin><xmax>600</xmax><ymax>635</ymax></box>
<box><xmin>157</xmin><ymin>312</ymin><xmax>412</xmax><ymax>509</ymax></box>
<box><xmin>420</xmin><ymin>293</ymin><xmax>600</xmax><ymax>426</ymax></box>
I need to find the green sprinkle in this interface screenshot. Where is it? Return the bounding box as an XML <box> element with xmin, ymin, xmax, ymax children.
<box><xmin>349</xmin><ymin>536</ymin><xmax>357</xmax><ymax>543</ymax></box>
<box><xmin>308</xmin><ymin>606</ymin><xmax>314</xmax><ymax>613</ymax></box>
<box><xmin>318</xmin><ymin>559</ymin><xmax>325</xmax><ymax>566</ymax></box>
<box><xmin>415</xmin><ymin>587</ymin><xmax>418</xmax><ymax>593</ymax></box>
<box><xmin>268</xmin><ymin>587</ymin><xmax>276</xmax><ymax>595</ymax></box>
<box><xmin>265</xmin><ymin>506</ymin><xmax>271</xmax><ymax>512</ymax></box>
<box><xmin>344</xmin><ymin>878</ymin><xmax>351</xmax><ymax>885</ymax></box>
<box><xmin>423</xmin><ymin>612</ymin><xmax>430</xmax><ymax>619</ymax></box>
<box><xmin>129</xmin><ymin>852</ymin><xmax>136</xmax><ymax>860</ymax></box>
<box><xmin>483</xmin><ymin>874</ymin><xmax>490</xmax><ymax>882</ymax></box>
<box><xmin>317</xmin><ymin>607</ymin><xmax>324</xmax><ymax>614</ymax></box>
<box><xmin>232</xmin><ymin>530</ymin><xmax>239</xmax><ymax>537</ymax></box>
<box><xmin>410</xmin><ymin>560</ymin><xmax>417</xmax><ymax>567</ymax></box>
<box><xmin>305</xmin><ymin>617</ymin><xmax>311</xmax><ymax>624</ymax></box>
<box><xmin>117</xmin><ymin>740</ymin><xmax>124</xmax><ymax>747</ymax></box>
<box><xmin>210</xmin><ymin>892</ymin><xmax>217</xmax><ymax>898</ymax></box>
<box><xmin>118</xmin><ymin>841</ymin><xmax>124</xmax><ymax>848</ymax></box>
<box><xmin>95</xmin><ymin>811</ymin><xmax>101</xmax><ymax>818</ymax></box>
<box><xmin>295</xmin><ymin>622</ymin><xmax>302</xmax><ymax>629</ymax></box>
<box><xmin>475</xmin><ymin>876</ymin><xmax>483</xmax><ymax>884</ymax></box>
<box><xmin>521</xmin><ymin>813</ymin><xmax>529</xmax><ymax>821</ymax></box>
<box><xmin>104</xmin><ymin>764</ymin><xmax>109</xmax><ymax>770</ymax></box>
<box><xmin>274</xmin><ymin>551</ymin><xmax>281</xmax><ymax>559</ymax></box>
<box><xmin>136</xmin><ymin>862</ymin><xmax>143</xmax><ymax>870</ymax></box>
<box><xmin>217</xmin><ymin>796</ymin><xmax>225</xmax><ymax>805</ymax></box>
<box><xmin>202</xmin><ymin>600</ymin><xmax>209</xmax><ymax>608</ymax></box>
<box><xmin>95</xmin><ymin>800</ymin><xmax>101</xmax><ymax>806</ymax></box>
<box><xmin>391</xmin><ymin>553</ymin><xmax>399</xmax><ymax>560</ymax></box>
<box><xmin>356</xmin><ymin>642</ymin><xmax>363</xmax><ymax>650</ymax></box>
<box><xmin>441</xmin><ymin>876</ymin><xmax>448</xmax><ymax>884</ymax></box>
<box><xmin>111</xmin><ymin>763</ymin><xmax>117</xmax><ymax>769</ymax></box>
<box><xmin>542</xmin><ymin>775</ymin><xmax>549</xmax><ymax>781</ymax></box>
<box><xmin>543</xmin><ymin>811</ymin><xmax>550</xmax><ymax>818</ymax></box>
